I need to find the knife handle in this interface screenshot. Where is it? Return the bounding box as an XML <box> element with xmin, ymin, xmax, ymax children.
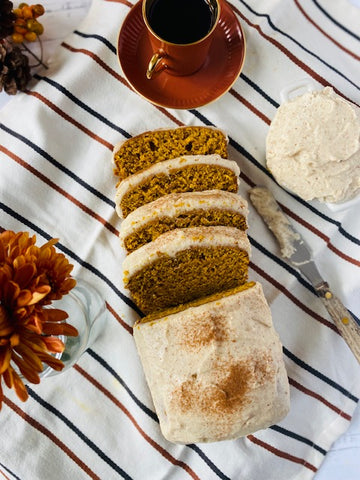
<box><xmin>317</xmin><ymin>283</ymin><xmax>360</xmax><ymax>363</ymax></box>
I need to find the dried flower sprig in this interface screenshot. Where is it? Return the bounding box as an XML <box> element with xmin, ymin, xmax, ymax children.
<box><xmin>0</xmin><ymin>231</ymin><xmax>78</xmax><ymax>409</ymax></box>
<box><xmin>0</xmin><ymin>2</ymin><xmax>47</xmax><ymax>95</ymax></box>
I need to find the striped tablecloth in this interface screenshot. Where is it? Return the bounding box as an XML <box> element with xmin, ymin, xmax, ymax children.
<box><xmin>1</xmin><ymin>1</ymin><xmax>360</xmax><ymax>479</ymax></box>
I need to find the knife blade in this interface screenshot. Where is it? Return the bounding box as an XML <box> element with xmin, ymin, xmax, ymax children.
<box><xmin>249</xmin><ymin>186</ymin><xmax>360</xmax><ymax>363</ymax></box>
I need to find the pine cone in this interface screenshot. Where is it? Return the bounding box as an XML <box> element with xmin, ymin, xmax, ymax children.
<box><xmin>0</xmin><ymin>38</ymin><xmax>31</xmax><ymax>94</ymax></box>
<box><xmin>0</xmin><ymin>0</ymin><xmax>16</xmax><ymax>40</ymax></box>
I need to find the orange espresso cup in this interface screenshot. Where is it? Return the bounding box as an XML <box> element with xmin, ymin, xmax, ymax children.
<box><xmin>142</xmin><ymin>0</ymin><xmax>221</xmax><ymax>79</ymax></box>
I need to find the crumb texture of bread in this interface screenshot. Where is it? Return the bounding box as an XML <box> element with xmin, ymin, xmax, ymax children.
<box><xmin>117</xmin><ymin>164</ymin><xmax>239</xmax><ymax>218</ymax></box>
<box><xmin>123</xmin><ymin>227</ymin><xmax>250</xmax><ymax>315</ymax></box>
<box><xmin>113</xmin><ymin>126</ymin><xmax>228</xmax><ymax>180</ymax></box>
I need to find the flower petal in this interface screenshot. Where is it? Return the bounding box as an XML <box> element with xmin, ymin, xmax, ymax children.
<box><xmin>37</xmin><ymin>351</ymin><xmax>64</xmax><ymax>371</ymax></box>
<box><xmin>0</xmin><ymin>347</ymin><xmax>11</xmax><ymax>374</ymax></box>
<box><xmin>13</xmin><ymin>262</ymin><xmax>36</xmax><ymax>288</ymax></box>
<box><xmin>12</xmin><ymin>369</ymin><xmax>29</xmax><ymax>402</ymax></box>
<box><xmin>28</xmin><ymin>286</ymin><xmax>51</xmax><ymax>306</ymax></box>
<box><xmin>12</xmin><ymin>352</ymin><xmax>41</xmax><ymax>384</ymax></box>
<box><xmin>42</xmin><ymin>323</ymin><xmax>78</xmax><ymax>337</ymax></box>
<box><xmin>13</xmin><ymin>343</ymin><xmax>44</xmax><ymax>373</ymax></box>
<box><xmin>42</xmin><ymin>336</ymin><xmax>65</xmax><ymax>353</ymax></box>
<box><xmin>16</xmin><ymin>289</ymin><xmax>33</xmax><ymax>307</ymax></box>
<box><xmin>43</xmin><ymin>308</ymin><xmax>69</xmax><ymax>323</ymax></box>
<box><xmin>3</xmin><ymin>367</ymin><xmax>13</xmax><ymax>388</ymax></box>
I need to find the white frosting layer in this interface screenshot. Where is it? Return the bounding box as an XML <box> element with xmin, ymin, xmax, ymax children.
<box><xmin>122</xmin><ymin>226</ymin><xmax>251</xmax><ymax>282</ymax></box>
<box><xmin>266</xmin><ymin>87</ymin><xmax>360</xmax><ymax>203</ymax></box>
<box><xmin>119</xmin><ymin>190</ymin><xmax>248</xmax><ymax>247</ymax></box>
<box><xmin>133</xmin><ymin>282</ymin><xmax>290</xmax><ymax>443</ymax></box>
<box><xmin>115</xmin><ymin>155</ymin><xmax>240</xmax><ymax>218</ymax></box>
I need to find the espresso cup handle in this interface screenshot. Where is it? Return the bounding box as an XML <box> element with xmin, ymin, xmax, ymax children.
<box><xmin>146</xmin><ymin>52</ymin><xmax>166</xmax><ymax>79</ymax></box>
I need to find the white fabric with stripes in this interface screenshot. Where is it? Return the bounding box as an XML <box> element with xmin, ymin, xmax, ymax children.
<box><xmin>0</xmin><ymin>1</ymin><xmax>359</xmax><ymax>479</ymax></box>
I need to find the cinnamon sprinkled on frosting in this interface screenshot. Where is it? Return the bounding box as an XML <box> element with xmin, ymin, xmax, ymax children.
<box><xmin>173</xmin><ymin>356</ymin><xmax>274</xmax><ymax>416</ymax></box>
<box><xmin>178</xmin><ymin>314</ymin><xmax>230</xmax><ymax>350</ymax></box>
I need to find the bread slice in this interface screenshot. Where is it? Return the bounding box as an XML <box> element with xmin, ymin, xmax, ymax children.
<box><xmin>122</xmin><ymin>226</ymin><xmax>250</xmax><ymax>315</ymax></box>
<box><xmin>133</xmin><ymin>282</ymin><xmax>290</xmax><ymax>443</ymax></box>
<box><xmin>115</xmin><ymin>154</ymin><xmax>240</xmax><ymax>219</ymax></box>
<box><xmin>112</xmin><ymin>126</ymin><xmax>228</xmax><ymax>180</ymax></box>
<box><xmin>119</xmin><ymin>190</ymin><xmax>248</xmax><ymax>254</ymax></box>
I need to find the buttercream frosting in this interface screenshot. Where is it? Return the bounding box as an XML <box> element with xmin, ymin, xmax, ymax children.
<box><xmin>133</xmin><ymin>282</ymin><xmax>290</xmax><ymax>443</ymax></box>
<box><xmin>266</xmin><ymin>87</ymin><xmax>360</xmax><ymax>203</ymax></box>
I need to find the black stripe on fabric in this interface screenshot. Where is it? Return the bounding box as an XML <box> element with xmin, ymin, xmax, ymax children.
<box><xmin>0</xmin><ymin>201</ymin><xmax>142</xmax><ymax>316</ymax></box>
<box><xmin>87</xmin><ymin>349</ymin><xmax>158</xmax><ymax>421</ymax></box>
<box><xmin>312</xmin><ymin>0</ymin><xmax>360</xmax><ymax>41</ymax></box>
<box><xmin>269</xmin><ymin>425</ymin><xmax>327</xmax><ymax>456</ymax></box>
<box><xmin>0</xmin><ymin>463</ymin><xmax>22</xmax><ymax>480</ymax></box>
<box><xmin>284</xmin><ymin>347</ymin><xmax>359</xmax><ymax>403</ymax></box>
<box><xmin>26</xmin><ymin>388</ymin><xmax>134</xmax><ymax>480</ymax></box>
<box><xmin>74</xmin><ymin>30</ymin><xmax>118</xmax><ymax>54</ymax></box>
<box><xmin>240</xmin><ymin>73</ymin><xmax>280</xmax><ymax>108</ymax></box>
<box><xmin>0</xmin><ymin>123</ymin><xmax>115</xmax><ymax>208</ymax></box>
<box><xmin>236</xmin><ymin>0</ymin><xmax>360</xmax><ymax>91</ymax></box>
<box><xmin>189</xmin><ymin>110</ymin><xmax>360</xmax><ymax>247</ymax></box>
<box><xmin>33</xmin><ymin>74</ymin><xmax>131</xmax><ymax>139</ymax></box>
<box><xmin>86</xmin><ymin>349</ymin><xmax>232</xmax><ymax>480</ymax></box>
<box><xmin>186</xmin><ymin>445</ymin><xmax>231</xmax><ymax>480</ymax></box>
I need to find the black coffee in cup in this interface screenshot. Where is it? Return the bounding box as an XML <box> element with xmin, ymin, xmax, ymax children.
<box><xmin>147</xmin><ymin>0</ymin><xmax>216</xmax><ymax>45</ymax></box>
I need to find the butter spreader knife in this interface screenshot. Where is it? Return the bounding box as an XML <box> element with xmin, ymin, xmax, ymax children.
<box><xmin>249</xmin><ymin>186</ymin><xmax>360</xmax><ymax>363</ymax></box>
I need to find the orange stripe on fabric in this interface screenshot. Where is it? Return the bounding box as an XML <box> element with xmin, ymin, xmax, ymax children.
<box><xmin>106</xmin><ymin>302</ymin><xmax>133</xmax><ymax>335</ymax></box>
<box><xmin>74</xmin><ymin>365</ymin><xmax>201</xmax><ymax>480</ymax></box>
<box><xmin>3</xmin><ymin>397</ymin><xmax>101</xmax><ymax>480</ymax></box>
<box><xmin>289</xmin><ymin>377</ymin><xmax>352</xmax><ymax>421</ymax></box>
<box><xmin>24</xmin><ymin>90</ymin><xmax>114</xmax><ymax>151</ymax></box>
<box><xmin>230</xmin><ymin>89</ymin><xmax>271</xmax><ymax>124</ymax></box>
<box><xmin>0</xmin><ymin>468</ymin><xmax>11</xmax><ymax>480</ymax></box>
<box><xmin>250</xmin><ymin>260</ymin><xmax>339</xmax><ymax>333</ymax></box>
<box><xmin>248</xmin><ymin>434</ymin><xmax>318</xmax><ymax>472</ymax></box>
<box><xmin>294</xmin><ymin>0</ymin><xmax>360</xmax><ymax>61</ymax></box>
<box><xmin>0</xmin><ymin>145</ymin><xmax>119</xmax><ymax>237</ymax></box>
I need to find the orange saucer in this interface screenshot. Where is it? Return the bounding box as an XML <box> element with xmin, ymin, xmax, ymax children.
<box><xmin>118</xmin><ymin>1</ymin><xmax>246</xmax><ymax>109</ymax></box>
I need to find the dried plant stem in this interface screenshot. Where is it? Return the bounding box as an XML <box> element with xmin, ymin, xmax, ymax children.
<box><xmin>22</xmin><ymin>37</ymin><xmax>48</xmax><ymax>69</ymax></box>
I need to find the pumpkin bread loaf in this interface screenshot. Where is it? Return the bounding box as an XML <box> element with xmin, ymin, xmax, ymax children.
<box><xmin>111</xmin><ymin>127</ymin><xmax>289</xmax><ymax>444</ymax></box>
<box><xmin>115</xmin><ymin>155</ymin><xmax>240</xmax><ymax>219</ymax></box>
<box><xmin>113</xmin><ymin>126</ymin><xmax>228</xmax><ymax>180</ymax></box>
<box><xmin>119</xmin><ymin>190</ymin><xmax>249</xmax><ymax>254</ymax></box>
<box><xmin>122</xmin><ymin>226</ymin><xmax>251</xmax><ymax>315</ymax></box>
<box><xmin>133</xmin><ymin>281</ymin><xmax>290</xmax><ymax>443</ymax></box>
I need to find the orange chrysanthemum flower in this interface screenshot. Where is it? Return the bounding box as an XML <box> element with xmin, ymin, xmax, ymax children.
<box><xmin>0</xmin><ymin>231</ymin><xmax>78</xmax><ymax>410</ymax></box>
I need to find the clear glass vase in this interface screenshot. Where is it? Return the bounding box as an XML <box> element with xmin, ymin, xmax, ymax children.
<box><xmin>40</xmin><ymin>278</ymin><xmax>106</xmax><ymax>379</ymax></box>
